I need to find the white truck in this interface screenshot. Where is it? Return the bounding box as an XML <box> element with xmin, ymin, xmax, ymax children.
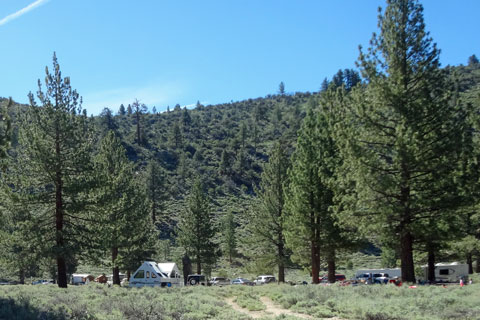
<box><xmin>420</xmin><ymin>262</ymin><xmax>468</xmax><ymax>283</ymax></box>
<box><xmin>355</xmin><ymin>268</ymin><xmax>401</xmax><ymax>283</ymax></box>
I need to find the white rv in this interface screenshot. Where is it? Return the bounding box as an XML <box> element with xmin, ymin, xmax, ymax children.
<box><xmin>71</xmin><ymin>274</ymin><xmax>94</xmax><ymax>285</ymax></box>
<box><xmin>129</xmin><ymin>261</ymin><xmax>183</xmax><ymax>288</ymax></box>
<box><xmin>421</xmin><ymin>262</ymin><xmax>468</xmax><ymax>283</ymax></box>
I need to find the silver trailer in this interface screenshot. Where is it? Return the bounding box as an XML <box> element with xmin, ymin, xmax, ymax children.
<box><xmin>129</xmin><ymin>261</ymin><xmax>183</xmax><ymax>288</ymax></box>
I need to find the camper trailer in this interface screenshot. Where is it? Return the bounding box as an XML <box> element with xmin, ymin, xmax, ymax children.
<box><xmin>71</xmin><ymin>274</ymin><xmax>94</xmax><ymax>285</ymax></box>
<box><xmin>421</xmin><ymin>262</ymin><xmax>468</xmax><ymax>283</ymax></box>
<box><xmin>129</xmin><ymin>261</ymin><xmax>183</xmax><ymax>288</ymax></box>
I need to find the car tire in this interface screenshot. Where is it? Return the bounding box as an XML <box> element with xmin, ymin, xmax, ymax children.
<box><xmin>189</xmin><ymin>279</ymin><xmax>197</xmax><ymax>285</ymax></box>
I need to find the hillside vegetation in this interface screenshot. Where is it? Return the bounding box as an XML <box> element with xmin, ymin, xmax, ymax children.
<box><xmin>1</xmin><ymin>0</ymin><xmax>480</xmax><ymax>288</ymax></box>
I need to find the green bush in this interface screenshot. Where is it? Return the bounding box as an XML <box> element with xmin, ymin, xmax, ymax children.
<box><xmin>1</xmin><ymin>282</ymin><xmax>480</xmax><ymax>319</ymax></box>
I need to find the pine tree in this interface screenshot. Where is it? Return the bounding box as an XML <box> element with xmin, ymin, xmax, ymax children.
<box><xmin>132</xmin><ymin>99</ymin><xmax>147</xmax><ymax>145</ymax></box>
<box><xmin>118</xmin><ymin>104</ymin><xmax>126</xmax><ymax>116</ymax></box>
<box><xmin>182</xmin><ymin>107</ymin><xmax>192</xmax><ymax>129</ymax></box>
<box><xmin>332</xmin><ymin>69</ymin><xmax>344</xmax><ymax>88</ymax></box>
<box><xmin>284</xmin><ymin>95</ymin><xmax>353</xmax><ymax>284</ymax></box>
<box><xmin>0</xmin><ymin>98</ymin><xmax>12</xmax><ymax>170</ymax></box>
<box><xmin>13</xmin><ymin>53</ymin><xmax>94</xmax><ymax>288</ymax></box>
<box><xmin>338</xmin><ymin>0</ymin><xmax>467</xmax><ymax>282</ymax></box>
<box><xmin>145</xmin><ymin>160</ymin><xmax>167</xmax><ymax>224</ymax></box>
<box><xmin>250</xmin><ymin>141</ymin><xmax>290</xmax><ymax>282</ymax></box>
<box><xmin>169</xmin><ymin>122</ymin><xmax>183</xmax><ymax>150</ymax></box>
<box><xmin>0</xmin><ymin>183</ymin><xmax>38</xmax><ymax>284</ymax></box>
<box><xmin>222</xmin><ymin>210</ymin><xmax>237</xmax><ymax>263</ymax></box>
<box><xmin>320</xmin><ymin>78</ymin><xmax>329</xmax><ymax>92</ymax></box>
<box><xmin>99</xmin><ymin>107</ymin><xmax>118</xmax><ymax>136</ymax></box>
<box><xmin>177</xmin><ymin>179</ymin><xmax>218</xmax><ymax>274</ymax></box>
<box><xmin>468</xmin><ymin>54</ymin><xmax>479</xmax><ymax>67</ymax></box>
<box><xmin>278</xmin><ymin>81</ymin><xmax>285</xmax><ymax>95</ymax></box>
<box><xmin>93</xmin><ymin>131</ymin><xmax>154</xmax><ymax>285</ymax></box>
<box><xmin>219</xmin><ymin>149</ymin><xmax>231</xmax><ymax>176</ymax></box>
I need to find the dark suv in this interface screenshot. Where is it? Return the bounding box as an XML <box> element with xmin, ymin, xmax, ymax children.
<box><xmin>320</xmin><ymin>274</ymin><xmax>346</xmax><ymax>283</ymax></box>
<box><xmin>187</xmin><ymin>274</ymin><xmax>207</xmax><ymax>285</ymax></box>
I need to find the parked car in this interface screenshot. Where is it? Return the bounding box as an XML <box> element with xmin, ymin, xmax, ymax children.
<box><xmin>187</xmin><ymin>274</ymin><xmax>207</xmax><ymax>286</ymax></box>
<box><xmin>319</xmin><ymin>274</ymin><xmax>346</xmax><ymax>283</ymax></box>
<box><xmin>254</xmin><ymin>275</ymin><xmax>276</xmax><ymax>285</ymax></box>
<box><xmin>231</xmin><ymin>278</ymin><xmax>254</xmax><ymax>286</ymax></box>
<box><xmin>372</xmin><ymin>273</ymin><xmax>390</xmax><ymax>284</ymax></box>
<box><xmin>209</xmin><ymin>277</ymin><xmax>230</xmax><ymax>286</ymax></box>
<box><xmin>32</xmin><ymin>279</ymin><xmax>54</xmax><ymax>285</ymax></box>
<box><xmin>356</xmin><ymin>273</ymin><xmax>374</xmax><ymax>284</ymax></box>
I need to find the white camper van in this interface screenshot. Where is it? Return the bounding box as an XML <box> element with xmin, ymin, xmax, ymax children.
<box><xmin>129</xmin><ymin>261</ymin><xmax>183</xmax><ymax>288</ymax></box>
<box><xmin>421</xmin><ymin>262</ymin><xmax>468</xmax><ymax>283</ymax></box>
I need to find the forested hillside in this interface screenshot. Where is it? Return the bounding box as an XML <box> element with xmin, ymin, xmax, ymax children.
<box><xmin>1</xmin><ymin>0</ymin><xmax>480</xmax><ymax>288</ymax></box>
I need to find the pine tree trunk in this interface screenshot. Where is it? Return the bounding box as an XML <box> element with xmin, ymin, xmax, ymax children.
<box><xmin>152</xmin><ymin>200</ymin><xmax>156</xmax><ymax>224</ymax></box>
<box><xmin>476</xmin><ymin>255</ymin><xmax>480</xmax><ymax>273</ymax></box>
<box><xmin>327</xmin><ymin>249</ymin><xmax>336</xmax><ymax>283</ymax></box>
<box><xmin>182</xmin><ymin>254</ymin><xmax>192</xmax><ymax>285</ymax></box>
<box><xmin>127</xmin><ymin>270</ymin><xmax>131</xmax><ymax>281</ymax></box>
<box><xmin>112</xmin><ymin>247</ymin><xmax>120</xmax><ymax>285</ymax></box>
<box><xmin>400</xmin><ymin>166</ymin><xmax>415</xmax><ymax>283</ymax></box>
<box><xmin>467</xmin><ymin>253</ymin><xmax>473</xmax><ymax>274</ymax></box>
<box><xmin>310</xmin><ymin>207</ymin><xmax>320</xmax><ymax>284</ymax></box>
<box><xmin>427</xmin><ymin>245</ymin><xmax>436</xmax><ymax>283</ymax></box>
<box><xmin>57</xmin><ymin>256</ymin><xmax>67</xmax><ymax>288</ymax></box>
<box><xmin>197</xmin><ymin>259</ymin><xmax>201</xmax><ymax>275</ymax></box>
<box><xmin>311</xmin><ymin>241</ymin><xmax>320</xmax><ymax>284</ymax></box>
<box><xmin>19</xmin><ymin>269</ymin><xmax>25</xmax><ymax>285</ymax></box>
<box><xmin>278</xmin><ymin>232</ymin><xmax>285</xmax><ymax>283</ymax></box>
<box><xmin>136</xmin><ymin>111</ymin><xmax>141</xmax><ymax>145</ymax></box>
<box><xmin>55</xmin><ymin>144</ymin><xmax>68</xmax><ymax>288</ymax></box>
<box><xmin>400</xmin><ymin>230</ymin><xmax>415</xmax><ymax>283</ymax></box>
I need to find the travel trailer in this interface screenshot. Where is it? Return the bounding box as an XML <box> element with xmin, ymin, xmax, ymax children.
<box><xmin>129</xmin><ymin>261</ymin><xmax>183</xmax><ymax>287</ymax></box>
<box><xmin>71</xmin><ymin>274</ymin><xmax>94</xmax><ymax>285</ymax></box>
<box><xmin>421</xmin><ymin>262</ymin><xmax>468</xmax><ymax>283</ymax></box>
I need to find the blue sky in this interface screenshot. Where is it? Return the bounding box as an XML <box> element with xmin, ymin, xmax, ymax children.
<box><xmin>1</xmin><ymin>0</ymin><xmax>479</xmax><ymax>115</ymax></box>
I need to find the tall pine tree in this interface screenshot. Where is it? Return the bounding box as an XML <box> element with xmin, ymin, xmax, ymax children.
<box><xmin>14</xmin><ymin>53</ymin><xmax>94</xmax><ymax>287</ymax></box>
<box><xmin>177</xmin><ymin>179</ymin><xmax>218</xmax><ymax>274</ymax></box>
<box><xmin>338</xmin><ymin>0</ymin><xmax>467</xmax><ymax>282</ymax></box>
<box><xmin>93</xmin><ymin>131</ymin><xmax>154</xmax><ymax>285</ymax></box>
<box><xmin>250</xmin><ymin>141</ymin><xmax>290</xmax><ymax>282</ymax></box>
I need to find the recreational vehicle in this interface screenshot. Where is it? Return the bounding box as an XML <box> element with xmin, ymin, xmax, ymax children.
<box><xmin>129</xmin><ymin>261</ymin><xmax>183</xmax><ymax>288</ymax></box>
<box><xmin>421</xmin><ymin>262</ymin><xmax>468</xmax><ymax>283</ymax></box>
<box><xmin>71</xmin><ymin>274</ymin><xmax>94</xmax><ymax>285</ymax></box>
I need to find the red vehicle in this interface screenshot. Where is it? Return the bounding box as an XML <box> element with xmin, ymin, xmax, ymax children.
<box><xmin>320</xmin><ymin>274</ymin><xmax>346</xmax><ymax>283</ymax></box>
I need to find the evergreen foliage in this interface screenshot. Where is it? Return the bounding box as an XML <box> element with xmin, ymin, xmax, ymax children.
<box><xmin>92</xmin><ymin>131</ymin><xmax>154</xmax><ymax>285</ymax></box>
<box><xmin>221</xmin><ymin>209</ymin><xmax>237</xmax><ymax>263</ymax></box>
<box><xmin>336</xmin><ymin>0</ymin><xmax>468</xmax><ymax>282</ymax></box>
<box><xmin>11</xmin><ymin>53</ymin><xmax>94</xmax><ymax>287</ymax></box>
<box><xmin>0</xmin><ymin>97</ymin><xmax>12</xmax><ymax>170</ymax></box>
<box><xmin>249</xmin><ymin>141</ymin><xmax>290</xmax><ymax>282</ymax></box>
<box><xmin>177</xmin><ymin>179</ymin><xmax>218</xmax><ymax>274</ymax></box>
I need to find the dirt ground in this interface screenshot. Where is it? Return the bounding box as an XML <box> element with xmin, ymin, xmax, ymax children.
<box><xmin>225</xmin><ymin>296</ymin><xmax>343</xmax><ymax>319</ymax></box>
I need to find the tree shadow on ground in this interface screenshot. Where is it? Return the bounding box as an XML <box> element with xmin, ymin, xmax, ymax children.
<box><xmin>0</xmin><ymin>297</ymin><xmax>67</xmax><ymax>320</ymax></box>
